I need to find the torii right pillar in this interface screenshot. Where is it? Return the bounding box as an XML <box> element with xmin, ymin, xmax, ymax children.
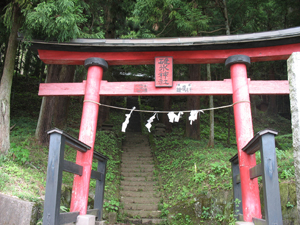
<box><xmin>226</xmin><ymin>55</ymin><xmax>262</xmax><ymax>221</ymax></box>
<box><xmin>288</xmin><ymin>52</ymin><xmax>300</xmax><ymax>218</ymax></box>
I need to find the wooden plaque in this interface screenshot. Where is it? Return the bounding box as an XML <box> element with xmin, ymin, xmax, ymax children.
<box><xmin>155</xmin><ymin>56</ymin><xmax>173</xmax><ymax>87</ymax></box>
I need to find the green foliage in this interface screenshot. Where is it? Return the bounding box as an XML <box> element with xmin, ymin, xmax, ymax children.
<box><xmin>210</xmin><ymin>162</ymin><xmax>229</xmax><ymax>176</ymax></box>
<box><xmin>103</xmin><ymin>199</ymin><xmax>120</xmax><ymax>212</ymax></box>
<box><xmin>276</xmin><ymin>134</ymin><xmax>293</xmax><ymax>150</ymax></box>
<box><xmin>286</xmin><ymin>201</ymin><xmax>294</xmax><ymax>209</ymax></box>
<box><xmin>193</xmin><ymin>172</ymin><xmax>206</xmax><ymax>184</ymax></box>
<box><xmin>160</xmin><ymin>202</ymin><xmax>170</xmax><ymax>217</ymax></box>
<box><xmin>10</xmin><ymin>142</ymin><xmax>30</xmax><ymax>164</ymax></box>
<box><xmin>201</xmin><ymin>206</ymin><xmax>210</xmax><ymax>219</ymax></box>
<box><xmin>280</xmin><ymin>168</ymin><xmax>294</xmax><ymax>179</ymax></box>
<box><xmin>130</xmin><ymin>0</ymin><xmax>209</xmax><ymax>37</ymax></box>
<box><xmin>170</xmin><ymin>213</ymin><xmax>192</xmax><ymax>225</ymax></box>
<box><xmin>3</xmin><ymin>0</ymin><xmax>36</xmax><ymax>30</ymax></box>
<box><xmin>256</xmin><ymin>148</ymin><xmax>295</xmax><ymax>181</ymax></box>
<box><xmin>60</xmin><ymin>205</ymin><xmax>69</xmax><ymax>213</ymax></box>
<box><xmin>234</xmin><ymin>198</ymin><xmax>241</xmax><ymax>215</ymax></box>
<box><xmin>0</xmin><ymin>172</ymin><xmax>9</xmax><ymax>190</ymax></box>
<box><xmin>23</xmin><ymin>0</ymin><xmax>89</xmax><ymax>42</ymax></box>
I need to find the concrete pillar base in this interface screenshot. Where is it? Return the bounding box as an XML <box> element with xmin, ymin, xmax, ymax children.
<box><xmin>76</xmin><ymin>215</ymin><xmax>96</xmax><ymax>225</ymax></box>
<box><xmin>236</xmin><ymin>222</ymin><xmax>254</xmax><ymax>225</ymax></box>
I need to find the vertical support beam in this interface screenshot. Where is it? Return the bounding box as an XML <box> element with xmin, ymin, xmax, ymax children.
<box><xmin>94</xmin><ymin>158</ymin><xmax>107</xmax><ymax>220</ymax></box>
<box><xmin>225</xmin><ymin>55</ymin><xmax>261</xmax><ymax>222</ymax></box>
<box><xmin>260</xmin><ymin>133</ymin><xmax>283</xmax><ymax>224</ymax></box>
<box><xmin>70</xmin><ymin>58</ymin><xmax>108</xmax><ymax>215</ymax></box>
<box><xmin>287</xmin><ymin>52</ymin><xmax>300</xmax><ymax>217</ymax></box>
<box><xmin>229</xmin><ymin>154</ymin><xmax>243</xmax><ymax>217</ymax></box>
<box><xmin>43</xmin><ymin>133</ymin><xmax>65</xmax><ymax>225</ymax></box>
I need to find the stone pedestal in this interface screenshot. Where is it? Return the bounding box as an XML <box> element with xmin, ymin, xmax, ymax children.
<box><xmin>288</xmin><ymin>52</ymin><xmax>300</xmax><ymax>218</ymax></box>
<box><xmin>0</xmin><ymin>193</ymin><xmax>39</xmax><ymax>225</ymax></box>
<box><xmin>235</xmin><ymin>222</ymin><xmax>254</xmax><ymax>225</ymax></box>
<box><xmin>76</xmin><ymin>215</ymin><xmax>96</xmax><ymax>225</ymax></box>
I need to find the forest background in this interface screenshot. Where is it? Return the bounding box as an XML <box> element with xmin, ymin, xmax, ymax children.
<box><xmin>0</xmin><ymin>0</ymin><xmax>300</xmax><ymax>224</ymax></box>
<box><xmin>1</xmin><ymin>0</ymin><xmax>300</xmax><ymax>153</ymax></box>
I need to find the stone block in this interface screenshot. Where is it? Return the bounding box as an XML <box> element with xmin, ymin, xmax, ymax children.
<box><xmin>94</xmin><ymin>220</ymin><xmax>106</xmax><ymax>225</ymax></box>
<box><xmin>235</xmin><ymin>222</ymin><xmax>254</xmax><ymax>225</ymax></box>
<box><xmin>108</xmin><ymin>212</ymin><xmax>117</xmax><ymax>224</ymax></box>
<box><xmin>76</xmin><ymin>215</ymin><xmax>96</xmax><ymax>225</ymax></box>
<box><xmin>0</xmin><ymin>193</ymin><xmax>39</xmax><ymax>225</ymax></box>
<box><xmin>155</xmin><ymin>123</ymin><xmax>166</xmax><ymax>128</ymax></box>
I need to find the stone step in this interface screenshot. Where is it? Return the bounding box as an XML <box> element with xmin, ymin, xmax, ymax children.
<box><xmin>122</xmin><ymin>153</ymin><xmax>152</xmax><ymax>157</ymax></box>
<box><xmin>123</xmin><ymin>149</ymin><xmax>151</xmax><ymax>155</ymax></box>
<box><xmin>120</xmin><ymin>191</ymin><xmax>158</xmax><ymax>198</ymax></box>
<box><xmin>125</xmin><ymin>136</ymin><xmax>148</xmax><ymax>140</ymax></box>
<box><xmin>121</xmin><ymin>181</ymin><xmax>157</xmax><ymax>187</ymax></box>
<box><xmin>123</xmin><ymin>177</ymin><xmax>156</xmax><ymax>182</ymax></box>
<box><xmin>121</xmin><ymin>197</ymin><xmax>160</xmax><ymax>204</ymax></box>
<box><xmin>123</xmin><ymin>145</ymin><xmax>150</xmax><ymax>148</ymax></box>
<box><xmin>122</xmin><ymin>154</ymin><xmax>153</xmax><ymax>158</ymax></box>
<box><xmin>127</xmin><ymin>218</ymin><xmax>166</xmax><ymax>224</ymax></box>
<box><xmin>121</xmin><ymin>164</ymin><xmax>154</xmax><ymax>169</ymax></box>
<box><xmin>123</xmin><ymin>203</ymin><xmax>159</xmax><ymax>211</ymax></box>
<box><xmin>121</xmin><ymin>185</ymin><xmax>158</xmax><ymax>192</ymax></box>
<box><xmin>122</xmin><ymin>155</ymin><xmax>153</xmax><ymax>159</ymax></box>
<box><xmin>121</xmin><ymin>167</ymin><xmax>154</xmax><ymax>173</ymax></box>
<box><xmin>121</xmin><ymin>157</ymin><xmax>153</xmax><ymax>161</ymax></box>
<box><xmin>121</xmin><ymin>160</ymin><xmax>154</xmax><ymax>165</ymax></box>
<box><xmin>124</xmin><ymin>146</ymin><xmax>150</xmax><ymax>148</ymax></box>
<box><xmin>124</xmin><ymin>156</ymin><xmax>152</xmax><ymax>159</ymax></box>
<box><xmin>121</xmin><ymin>171</ymin><xmax>154</xmax><ymax>177</ymax></box>
<box><xmin>123</xmin><ymin>147</ymin><xmax>152</xmax><ymax>151</ymax></box>
<box><xmin>125</xmin><ymin>210</ymin><xmax>161</xmax><ymax>218</ymax></box>
<box><xmin>121</xmin><ymin>163</ymin><xmax>154</xmax><ymax>168</ymax></box>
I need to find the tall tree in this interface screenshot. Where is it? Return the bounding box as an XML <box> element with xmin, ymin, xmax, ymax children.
<box><xmin>0</xmin><ymin>2</ymin><xmax>21</xmax><ymax>154</ymax></box>
<box><xmin>186</xmin><ymin>64</ymin><xmax>201</xmax><ymax>140</ymax></box>
<box><xmin>207</xmin><ymin>64</ymin><xmax>214</xmax><ymax>147</ymax></box>
<box><xmin>35</xmin><ymin>65</ymin><xmax>75</xmax><ymax>144</ymax></box>
<box><xmin>23</xmin><ymin>0</ymin><xmax>100</xmax><ymax>144</ymax></box>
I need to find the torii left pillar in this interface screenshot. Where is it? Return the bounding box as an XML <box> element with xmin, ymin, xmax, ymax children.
<box><xmin>70</xmin><ymin>57</ymin><xmax>108</xmax><ymax>214</ymax></box>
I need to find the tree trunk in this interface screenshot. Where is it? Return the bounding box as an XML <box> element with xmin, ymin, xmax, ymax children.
<box><xmin>36</xmin><ymin>64</ymin><xmax>75</xmax><ymax>144</ymax></box>
<box><xmin>35</xmin><ymin>65</ymin><xmax>62</xmax><ymax>144</ymax></box>
<box><xmin>227</xmin><ymin>106</ymin><xmax>231</xmax><ymax>146</ymax></box>
<box><xmin>98</xmin><ymin>96</ymin><xmax>111</xmax><ymax>128</ymax></box>
<box><xmin>162</xmin><ymin>96</ymin><xmax>172</xmax><ymax>133</ymax></box>
<box><xmin>0</xmin><ymin>4</ymin><xmax>21</xmax><ymax>155</ymax></box>
<box><xmin>52</xmin><ymin>65</ymin><xmax>76</xmax><ymax>129</ymax></box>
<box><xmin>207</xmin><ymin>64</ymin><xmax>214</xmax><ymax>147</ymax></box>
<box><xmin>222</xmin><ymin>0</ymin><xmax>230</xmax><ymax>35</ymax></box>
<box><xmin>267</xmin><ymin>67</ymin><xmax>277</xmax><ymax>115</ymax></box>
<box><xmin>186</xmin><ymin>64</ymin><xmax>201</xmax><ymax>140</ymax></box>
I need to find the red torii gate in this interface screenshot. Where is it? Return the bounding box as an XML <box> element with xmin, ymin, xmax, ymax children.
<box><xmin>33</xmin><ymin>27</ymin><xmax>300</xmax><ymax>222</ymax></box>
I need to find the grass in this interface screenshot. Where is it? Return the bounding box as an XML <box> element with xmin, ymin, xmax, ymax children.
<box><xmin>0</xmin><ymin>94</ymin><xmax>295</xmax><ymax>224</ymax></box>
<box><xmin>147</xmin><ymin>112</ymin><xmax>295</xmax><ymax>224</ymax></box>
<box><xmin>0</xmin><ymin>105</ymin><xmax>124</xmax><ymax>219</ymax></box>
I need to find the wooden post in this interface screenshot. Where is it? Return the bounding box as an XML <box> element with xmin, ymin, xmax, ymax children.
<box><xmin>70</xmin><ymin>58</ymin><xmax>108</xmax><ymax>215</ymax></box>
<box><xmin>43</xmin><ymin>132</ymin><xmax>65</xmax><ymax>225</ymax></box>
<box><xmin>229</xmin><ymin>154</ymin><xmax>243</xmax><ymax>217</ymax></box>
<box><xmin>225</xmin><ymin>55</ymin><xmax>261</xmax><ymax>222</ymax></box>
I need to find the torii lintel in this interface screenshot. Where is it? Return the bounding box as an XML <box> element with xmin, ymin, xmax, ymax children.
<box><xmin>38</xmin><ymin>79</ymin><xmax>289</xmax><ymax>96</ymax></box>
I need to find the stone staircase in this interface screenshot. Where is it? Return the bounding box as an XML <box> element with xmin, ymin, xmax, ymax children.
<box><xmin>120</xmin><ymin>132</ymin><xmax>163</xmax><ymax>224</ymax></box>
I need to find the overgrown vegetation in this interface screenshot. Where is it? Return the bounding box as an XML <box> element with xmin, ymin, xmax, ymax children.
<box><xmin>148</xmin><ymin>127</ymin><xmax>295</xmax><ymax>224</ymax></box>
<box><xmin>0</xmin><ymin>100</ymin><xmax>125</xmax><ymax>219</ymax></box>
<box><xmin>0</xmin><ymin>90</ymin><xmax>295</xmax><ymax>224</ymax></box>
